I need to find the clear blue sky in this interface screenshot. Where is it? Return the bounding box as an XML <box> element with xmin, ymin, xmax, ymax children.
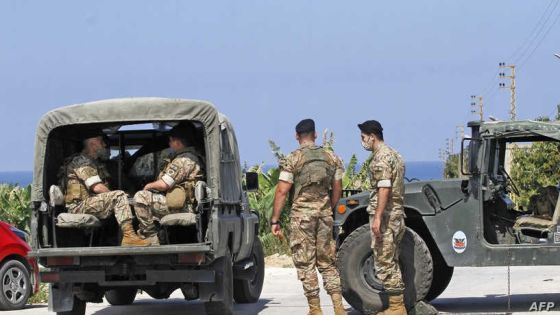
<box><xmin>1</xmin><ymin>1</ymin><xmax>559</xmax><ymax>171</ymax></box>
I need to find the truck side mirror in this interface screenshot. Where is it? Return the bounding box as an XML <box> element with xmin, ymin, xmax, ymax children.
<box><xmin>245</xmin><ymin>172</ymin><xmax>259</xmax><ymax>192</ymax></box>
<box><xmin>461</xmin><ymin>137</ymin><xmax>481</xmax><ymax>176</ymax></box>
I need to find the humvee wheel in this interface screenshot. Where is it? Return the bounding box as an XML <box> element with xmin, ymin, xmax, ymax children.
<box><xmin>105</xmin><ymin>288</ymin><xmax>137</xmax><ymax>305</ymax></box>
<box><xmin>337</xmin><ymin>224</ymin><xmax>433</xmax><ymax>314</ymax></box>
<box><xmin>56</xmin><ymin>296</ymin><xmax>86</xmax><ymax>315</ymax></box>
<box><xmin>233</xmin><ymin>238</ymin><xmax>265</xmax><ymax>303</ymax></box>
<box><xmin>204</xmin><ymin>249</ymin><xmax>234</xmax><ymax>315</ymax></box>
<box><xmin>424</xmin><ymin>253</ymin><xmax>453</xmax><ymax>301</ymax></box>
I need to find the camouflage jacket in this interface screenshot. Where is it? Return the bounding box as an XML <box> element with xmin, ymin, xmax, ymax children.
<box><xmin>279</xmin><ymin>141</ymin><xmax>344</xmax><ymax>217</ymax></box>
<box><xmin>367</xmin><ymin>143</ymin><xmax>405</xmax><ymax>217</ymax></box>
<box><xmin>158</xmin><ymin>147</ymin><xmax>203</xmax><ymax>189</ymax></box>
<box><xmin>59</xmin><ymin>153</ymin><xmax>110</xmax><ymax>207</ymax></box>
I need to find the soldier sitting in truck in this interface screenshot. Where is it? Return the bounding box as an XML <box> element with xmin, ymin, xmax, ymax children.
<box><xmin>133</xmin><ymin>123</ymin><xmax>204</xmax><ymax>245</ymax></box>
<box><xmin>59</xmin><ymin>129</ymin><xmax>150</xmax><ymax>247</ymax></box>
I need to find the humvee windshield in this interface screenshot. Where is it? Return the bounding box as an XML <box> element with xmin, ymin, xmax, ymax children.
<box><xmin>482</xmin><ymin>135</ymin><xmax>559</xmax><ymax>245</ymax></box>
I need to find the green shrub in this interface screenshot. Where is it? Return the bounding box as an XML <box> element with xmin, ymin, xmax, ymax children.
<box><xmin>0</xmin><ymin>184</ymin><xmax>31</xmax><ymax>232</ymax></box>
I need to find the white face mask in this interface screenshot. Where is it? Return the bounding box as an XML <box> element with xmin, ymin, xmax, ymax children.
<box><xmin>361</xmin><ymin>135</ymin><xmax>374</xmax><ymax>151</ymax></box>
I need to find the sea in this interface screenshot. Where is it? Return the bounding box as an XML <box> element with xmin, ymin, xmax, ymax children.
<box><xmin>0</xmin><ymin>161</ymin><xmax>443</xmax><ymax>186</ymax></box>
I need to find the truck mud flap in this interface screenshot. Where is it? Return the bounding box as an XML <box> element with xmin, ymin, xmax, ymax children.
<box><xmin>49</xmin><ymin>283</ymin><xmax>74</xmax><ymax>312</ymax></box>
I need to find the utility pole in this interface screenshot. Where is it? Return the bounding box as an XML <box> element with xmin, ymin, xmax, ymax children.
<box><xmin>470</xmin><ymin>95</ymin><xmax>484</xmax><ymax>121</ymax></box>
<box><xmin>499</xmin><ymin>62</ymin><xmax>516</xmax><ymax>120</ymax></box>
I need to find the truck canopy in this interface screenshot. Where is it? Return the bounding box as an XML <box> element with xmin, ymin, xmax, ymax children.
<box><xmin>32</xmin><ymin>97</ymin><xmax>229</xmax><ymax>202</ymax></box>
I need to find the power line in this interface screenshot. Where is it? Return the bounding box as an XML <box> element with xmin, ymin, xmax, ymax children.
<box><xmin>509</xmin><ymin>0</ymin><xmax>558</xmax><ymax>64</ymax></box>
<box><xmin>517</xmin><ymin>5</ymin><xmax>560</xmax><ymax>69</ymax></box>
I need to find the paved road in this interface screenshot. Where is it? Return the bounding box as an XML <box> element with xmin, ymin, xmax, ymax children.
<box><xmin>8</xmin><ymin>266</ymin><xmax>560</xmax><ymax>314</ymax></box>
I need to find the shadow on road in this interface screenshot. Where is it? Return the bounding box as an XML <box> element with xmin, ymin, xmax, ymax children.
<box><xmin>433</xmin><ymin>293</ymin><xmax>560</xmax><ymax>313</ymax></box>
<box><xmin>89</xmin><ymin>298</ymin><xmax>273</xmax><ymax>315</ymax></box>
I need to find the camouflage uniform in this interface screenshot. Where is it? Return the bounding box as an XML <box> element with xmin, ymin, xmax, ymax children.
<box><xmin>367</xmin><ymin>143</ymin><xmax>406</xmax><ymax>294</ymax></box>
<box><xmin>134</xmin><ymin>147</ymin><xmax>203</xmax><ymax>237</ymax></box>
<box><xmin>279</xmin><ymin>141</ymin><xmax>345</xmax><ymax>298</ymax></box>
<box><xmin>61</xmin><ymin>153</ymin><xmax>133</xmax><ymax>224</ymax></box>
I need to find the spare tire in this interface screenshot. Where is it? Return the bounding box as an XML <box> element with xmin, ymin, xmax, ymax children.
<box><xmin>337</xmin><ymin>224</ymin><xmax>433</xmax><ymax>314</ymax></box>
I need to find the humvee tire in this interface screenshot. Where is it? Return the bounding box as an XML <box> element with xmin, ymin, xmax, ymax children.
<box><xmin>424</xmin><ymin>253</ymin><xmax>453</xmax><ymax>301</ymax></box>
<box><xmin>204</xmin><ymin>249</ymin><xmax>233</xmax><ymax>315</ymax></box>
<box><xmin>337</xmin><ymin>224</ymin><xmax>433</xmax><ymax>314</ymax></box>
<box><xmin>105</xmin><ymin>288</ymin><xmax>137</xmax><ymax>305</ymax></box>
<box><xmin>233</xmin><ymin>238</ymin><xmax>265</xmax><ymax>303</ymax></box>
<box><xmin>56</xmin><ymin>296</ymin><xmax>86</xmax><ymax>315</ymax></box>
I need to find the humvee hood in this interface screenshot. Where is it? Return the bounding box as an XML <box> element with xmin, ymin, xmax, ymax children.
<box><xmin>32</xmin><ymin>97</ymin><xmax>222</xmax><ymax>202</ymax></box>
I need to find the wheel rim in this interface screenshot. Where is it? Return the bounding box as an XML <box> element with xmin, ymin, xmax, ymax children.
<box><xmin>2</xmin><ymin>266</ymin><xmax>28</xmax><ymax>305</ymax></box>
<box><xmin>360</xmin><ymin>254</ymin><xmax>383</xmax><ymax>291</ymax></box>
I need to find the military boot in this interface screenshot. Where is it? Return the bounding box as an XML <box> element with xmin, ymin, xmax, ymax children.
<box><xmin>121</xmin><ymin>221</ymin><xmax>151</xmax><ymax>246</ymax></box>
<box><xmin>306</xmin><ymin>296</ymin><xmax>323</xmax><ymax>315</ymax></box>
<box><xmin>142</xmin><ymin>234</ymin><xmax>160</xmax><ymax>246</ymax></box>
<box><xmin>330</xmin><ymin>293</ymin><xmax>348</xmax><ymax>315</ymax></box>
<box><xmin>379</xmin><ymin>294</ymin><xmax>406</xmax><ymax>315</ymax></box>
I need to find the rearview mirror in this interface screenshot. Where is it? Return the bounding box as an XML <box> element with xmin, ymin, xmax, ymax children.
<box><xmin>461</xmin><ymin>137</ymin><xmax>481</xmax><ymax>176</ymax></box>
<box><xmin>245</xmin><ymin>172</ymin><xmax>259</xmax><ymax>192</ymax></box>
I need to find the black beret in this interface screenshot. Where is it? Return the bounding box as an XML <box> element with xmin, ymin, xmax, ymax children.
<box><xmin>80</xmin><ymin>128</ymin><xmax>105</xmax><ymax>141</ymax></box>
<box><xmin>169</xmin><ymin>123</ymin><xmax>196</xmax><ymax>139</ymax></box>
<box><xmin>358</xmin><ymin>120</ymin><xmax>383</xmax><ymax>134</ymax></box>
<box><xmin>295</xmin><ymin>119</ymin><xmax>315</xmax><ymax>134</ymax></box>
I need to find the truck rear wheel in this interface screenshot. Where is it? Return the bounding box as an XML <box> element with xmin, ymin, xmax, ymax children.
<box><xmin>337</xmin><ymin>224</ymin><xmax>433</xmax><ymax>314</ymax></box>
<box><xmin>204</xmin><ymin>249</ymin><xmax>233</xmax><ymax>315</ymax></box>
<box><xmin>233</xmin><ymin>238</ymin><xmax>265</xmax><ymax>303</ymax></box>
<box><xmin>56</xmin><ymin>296</ymin><xmax>86</xmax><ymax>315</ymax></box>
<box><xmin>105</xmin><ymin>288</ymin><xmax>137</xmax><ymax>305</ymax></box>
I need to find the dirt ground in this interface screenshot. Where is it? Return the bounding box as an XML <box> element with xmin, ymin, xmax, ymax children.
<box><xmin>264</xmin><ymin>253</ymin><xmax>294</xmax><ymax>268</ymax></box>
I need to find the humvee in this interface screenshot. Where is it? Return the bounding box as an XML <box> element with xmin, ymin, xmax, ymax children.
<box><xmin>335</xmin><ymin>120</ymin><xmax>560</xmax><ymax>314</ymax></box>
<box><xmin>29</xmin><ymin>98</ymin><xmax>264</xmax><ymax>315</ymax></box>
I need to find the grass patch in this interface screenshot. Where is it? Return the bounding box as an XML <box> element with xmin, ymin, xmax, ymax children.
<box><xmin>28</xmin><ymin>283</ymin><xmax>48</xmax><ymax>304</ymax></box>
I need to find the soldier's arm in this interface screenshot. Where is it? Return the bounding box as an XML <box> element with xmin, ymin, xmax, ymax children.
<box><xmin>92</xmin><ymin>183</ymin><xmax>110</xmax><ymax>194</ymax></box>
<box><xmin>330</xmin><ymin>154</ymin><xmax>345</xmax><ymax>208</ymax></box>
<box><xmin>144</xmin><ymin>179</ymin><xmax>169</xmax><ymax>192</ymax></box>
<box><xmin>272</xmin><ymin>180</ymin><xmax>292</xmax><ymax>224</ymax></box>
<box><xmin>375</xmin><ymin>187</ymin><xmax>391</xmax><ymax>220</ymax></box>
<box><xmin>75</xmin><ymin>164</ymin><xmax>109</xmax><ymax>194</ymax></box>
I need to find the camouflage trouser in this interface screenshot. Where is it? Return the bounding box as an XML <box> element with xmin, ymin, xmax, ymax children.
<box><xmin>68</xmin><ymin>190</ymin><xmax>133</xmax><ymax>225</ymax></box>
<box><xmin>134</xmin><ymin>190</ymin><xmax>176</xmax><ymax>237</ymax></box>
<box><xmin>370</xmin><ymin>212</ymin><xmax>405</xmax><ymax>294</ymax></box>
<box><xmin>288</xmin><ymin>215</ymin><xmax>342</xmax><ymax>298</ymax></box>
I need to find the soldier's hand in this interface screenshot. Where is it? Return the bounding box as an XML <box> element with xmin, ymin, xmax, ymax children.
<box><xmin>271</xmin><ymin>224</ymin><xmax>283</xmax><ymax>239</ymax></box>
<box><xmin>371</xmin><ymin>219</ymin><xmax>382</xmax><ymax>239</ymax></box>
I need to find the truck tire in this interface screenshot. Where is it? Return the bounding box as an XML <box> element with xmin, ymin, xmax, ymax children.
<box><xmin>105</xmin><ymin>288</ymin><xmax>137</xmax><ymax>305</ymax></box>
<box><xmin>424</xmin><ymin>252</ymin><xmax>453</xmax><ymax>301</ymax></box>
<box><xmin>57</xmin><ymin>296</ymin><xmax>86</xmax><ymax>315</ymax></box>
<box><xmin>205</xmin><ymin>249</ymin><xmax>234</xmax><ymax>315</ymax></box>
<box><xmin>233</xmin><ymin>238</ymin><xmax>265</xmax><ymax>303</ymax></box>
<box><xmin>0</xmin><ymin>259</ymin><xmax>31</xmax><ymax>310</ymax></box>
<box><xmin>337</xmin><ymin>224</ymin><xmax>433</xmax><ymax>314</ymax></box>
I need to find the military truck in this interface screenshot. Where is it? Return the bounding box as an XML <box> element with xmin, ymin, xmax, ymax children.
<box><xmin>335</xmin><ymin>120</ymin><xmax>560</xmax><ymax>314</ymax></box>
<box><xmin>29</xmin><ymin>98</ymin><xmax>264</xmax><ymax>315</ymax></box>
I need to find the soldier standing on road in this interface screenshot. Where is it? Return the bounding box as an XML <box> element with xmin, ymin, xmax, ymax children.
<box><xmin>133</xmin><ymin>123</ymin><xmax>204</xmax><ymax>245</ymax></box>
<box><xmin>271</xmin><ymin>119</ymin><xmax>348</xmax><ymax>315</ymax></box>
<box><xmin>358</xmin><ymin>120</ymin><xmax>407</xmax><ymax>315</ymax></box>
<box><xmin>60</xmin><ymin>130</ymin><xmax>150</xmax><ymax>246</ymax></box>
